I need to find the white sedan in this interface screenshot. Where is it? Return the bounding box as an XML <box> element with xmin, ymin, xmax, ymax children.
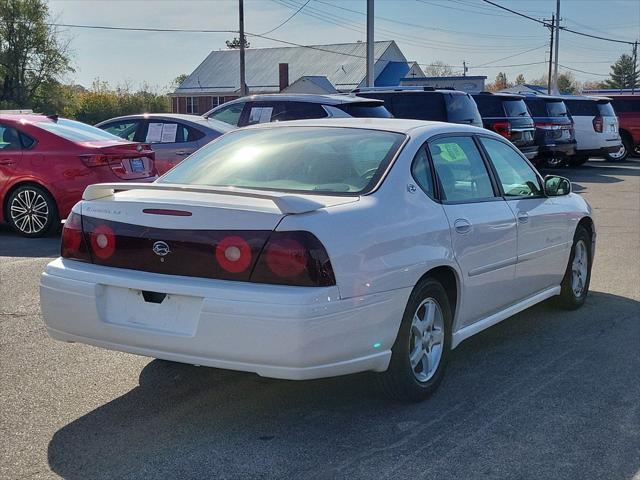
<box><xmin>40</xmin><ymin>118</ymin><xmax>595</xmax><ymax>401</ymax></box>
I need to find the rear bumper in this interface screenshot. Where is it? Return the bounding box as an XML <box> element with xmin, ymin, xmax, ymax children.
<box><xmin>40</xmin><ymin>259</ymin><xmax>409</xmax><ymax>380</ymax></box>
<box><xmin>576</xmin><ymin>144</ymin><xmax>621</xmax><ymax>157</ymax></box>
<box><xmin>517</xmin><ymin>145</ymin><xmax>539</xmax><ymax>160</ymax></box>
<box><xmin>537</xmin><ymin>142</ymin><xmax>576</xmax><ymax>157</ymax></box>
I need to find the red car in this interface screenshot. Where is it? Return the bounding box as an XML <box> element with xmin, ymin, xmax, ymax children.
<box><xmin>0</xmin><ymin>114</ymin><xmax>156</xmax><ymax>237</ymax></box>
<box><xmin>607</xmin><ymin>95</ymin><xmax>640</xmax><ymax>161</ymax></box>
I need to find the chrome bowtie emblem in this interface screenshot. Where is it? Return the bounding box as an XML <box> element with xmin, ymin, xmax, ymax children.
<box><xmin>152</xmin><ymin>241</ymin><xmax>171</xmax><ymax>256</ymax></box>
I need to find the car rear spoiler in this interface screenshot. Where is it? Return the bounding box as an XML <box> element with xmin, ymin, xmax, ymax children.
<box><xmin>82</xmin><ymin>182</ymin><xmax>330</xmax><ymax>215</ymax></box>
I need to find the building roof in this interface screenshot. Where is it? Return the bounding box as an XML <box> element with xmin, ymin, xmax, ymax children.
<box><xmin>282</xmin><ymin>76</ymin><xmax>338</xmax><ymax>94</ymax></box>
<box><xmin>174</xmin><ymin>41</ymin><xmax>410</xmax><ymax>95</ymax></box>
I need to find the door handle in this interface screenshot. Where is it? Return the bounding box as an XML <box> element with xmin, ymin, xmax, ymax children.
<box><xmin>454</xmin><ymin>218</ymin><xmax>472</xmax><ymax>234</ymax></box>
<box><xmin>0</xmin><ymin>158</ymin><xmax>15</xmax><ymax>165</ymax></box>
<box><xmin>517</xmin><ymin>212</ymin><xmax>529</xmax><ymax>223</ymax></box>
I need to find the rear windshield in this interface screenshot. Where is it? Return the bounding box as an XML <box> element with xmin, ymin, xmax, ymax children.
<box><xmin>160</xmin><ymin>127</ymin><xmax>405</xmax><ymax>195</ymax></box>
<box><xmin>597</xmin><ymin>102</ymin><xmax>616</xmax><ymax>116</ymax></box>
<box><xmin>35</xmin><ymin>118</ymin><xmax>125</xmax><ymax>142</ymax></box>
<box><xmin>564</xmin><ymin>99</ymin><xmax>598</xmax><ymax>116</ymax></box>
<box><xmin>336</xmin><ymin>103</ymin><xmax>393</xmax><ymax>118</ymax></box>
<box><xmin>546</xmin><ymin>101</ymin><xmax>568</xmax><ymax>117</ymax></box>
<box><xmin>357</xmin><ymin>92</ymin><xmax>447</xmax><ymax>120</ymax></box>
<box><xmin>503</xmin><ymin>99</ymin><xmax>529</xmax><ymax>117</ymax></box>
<box><xmin>444</xmin><ymin>93</ymin><xmax>482</xmax><ymax>126</ymax></box>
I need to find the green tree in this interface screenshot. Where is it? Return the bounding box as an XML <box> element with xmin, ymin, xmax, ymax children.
<box><xmin>515</xmin><ymin>74</ymin><xmax>526</xmax><ymax>85</ymax></box>
<box><xmin>225</xmin><ymin>36</ymin><xmax>250</xmax><ymax>49</ymax></box>
<box><xmin>0</xmin><ymin>0</ymin><xmax>72</xmax><ymax>107</ymax></box>
<box><xmin>424</xmin><ymin>60</ymin><xmax>454</xmax><ymax>77</ymax></box>
<box><xmin>171</xmin><ymin>73</ymin><xmax>189</xmax><ymax>90</ymax></box>
<box><xmin>604</xmin><ymin>53</ymin><xmax>639</xmax><ymax>89</ymax></box>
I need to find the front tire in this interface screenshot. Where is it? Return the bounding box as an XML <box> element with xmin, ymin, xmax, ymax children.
<box><xmin>377</xmin><ymin>278</ymin><xmax>452</xmax><ymax>402</ymax></box>
<box><xmin>555</xmin><ymin>225</ymin><xmax>592</xmax><ymax>310</ymax></box>
<box><xmin>5</xmin><ymin>185</ymin><xmax>58</xmax><ymax>238</ymax></box>
<box><xmin>569</xmin><ymin>155</ymin><xmax>588</xmax><ymax>166</ymax></box>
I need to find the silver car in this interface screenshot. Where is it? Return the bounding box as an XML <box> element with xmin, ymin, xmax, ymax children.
<box><xmin>97</xmin><ymin>113</ymin><xmax>233</xmax><ymax>174</ymax></box>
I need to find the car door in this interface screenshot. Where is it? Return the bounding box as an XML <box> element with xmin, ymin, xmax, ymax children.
<box><xmin>478</xmin><ymin>136</ymin><xmax>570</xmax><ymax>298</ymax></box>
<box><xmin>428</xmin><ymin>135</ymin><xmax>518</xmax><ymax>328</ymax></box>
<box><xmin>0</xmin><ymin>124</ymin><xmax>23</xmax><ymax>189</ymax></box>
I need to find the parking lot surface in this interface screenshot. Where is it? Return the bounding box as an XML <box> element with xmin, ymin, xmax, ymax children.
<box><xmin>1</xmin><ymin>158</ymin><xmax>639</xmax><ymax>479</ymax></box>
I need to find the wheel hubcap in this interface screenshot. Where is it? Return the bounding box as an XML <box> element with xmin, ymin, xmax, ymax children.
<box><xmin>10</xmin><ymin>190</ymin><xmax>49</xmax><ymax>234</ymax></box>
<box><xmin>409</xmin><ymin>298</ymin><xmax>445</xmax><ymax>383</ymax></box>
<box><xmin>547</xmin><ymin>156</ymin><xmax>563</xmax><ymax>166</ymax></box>
<box><xmin>571</xmin><ymin>240</ymin><xmax>589</xmax><ymax>297</ymax></box>
<box><xmin>609</xmin><ymin>144</ymin><xmax>626</xmax><ymax>159</ymax></box>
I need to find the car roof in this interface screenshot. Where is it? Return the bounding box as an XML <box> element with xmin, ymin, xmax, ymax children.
<box><xmin>0</xmin><ymin>113</ymin><xmax>56</xmax><ymax>124</ymax></box>
<box><xmin>239</xmin><ymin>117</ymin><xmax>484</xmax><ymax>135</ymax></box>
<box><xmin>473</xmin><ymin>92</ymin><xmax>525</xmax><ymax>100</ymax></box>
<box><xmin>357</xmin><ymin>88</ymin><xmax>468</xmax><ymax>96</ymax></box>
<box><xmin>519</xmin><ymin>93</ymin><xmax>565</xmax><ymax>102</ymax></box>
<box><xmin>96</xmin><ymin>113</ymin><xmax>233</xmax><ymax>132</ymax></box>
<box><xmin>220</xmin><ymin>93</ymin><xmax>382</xmax><ymax>105</ymax></box>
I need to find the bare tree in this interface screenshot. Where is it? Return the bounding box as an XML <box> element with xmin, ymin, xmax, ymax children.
<box><xmin>424</xmin><ymin>60</ymin><xmax>454</xmax><ymax>77</ymax></box>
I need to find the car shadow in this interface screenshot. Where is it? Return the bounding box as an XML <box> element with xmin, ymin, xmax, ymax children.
<box><xmin>47</xmin><ymin>291</ymin><xmax>640</xmax><ymax>479</ymax></box>
<box><xmin>0</xmin><ymin>224</ymin><xmax>60</xmax><ymax>258</ymax></box>
<box><xmin>539</xmin><ymin>158</ymin><xmax>639</xmax><ymax>189</ymax></box>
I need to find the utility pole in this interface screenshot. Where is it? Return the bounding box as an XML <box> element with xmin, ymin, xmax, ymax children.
<box><xmin>463</xmin><ymin>61</ymin><xmax>468</xmax><ymax>76</ymax></box>
<box><xmin>366</xmin><ymin>0</ymin><xmax>374</xmax><ymax>87</ymax></box>
<box><xmin>632</xmin><ymin>40</ymin><xmax>638</xmax><ymax>94</ymax></box>
<box><xmin>547</xmin><ymin>14</ymin><xmax>555</xmax><ymax>94</ymax></box>
<box><xmin>552</xmin><ymin>0</ymin><xmax>560</xmax><ymax>94</ymax></box>
<box><xmin>239</xmin><ymin>0</ymin><xmax>247</xmax><ymax>96</ymax></box>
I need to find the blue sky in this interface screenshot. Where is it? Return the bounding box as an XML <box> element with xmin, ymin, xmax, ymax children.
<box><xmin>49</xmin><ymin>0</ymin><xmax>640</xmax><ymax>91</ymax></box>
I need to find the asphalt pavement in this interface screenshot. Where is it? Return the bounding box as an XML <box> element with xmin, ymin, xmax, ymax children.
<box><xmin>1</xmin><ymin>158</ymin><xmax>639</xmax><ymax>479</ymax></box>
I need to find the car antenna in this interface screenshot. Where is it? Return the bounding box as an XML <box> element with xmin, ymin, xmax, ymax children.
<box><xmin>47</xmin><ymin>114</ymin><xmax>59</xmax><ymax>122</ymax></box>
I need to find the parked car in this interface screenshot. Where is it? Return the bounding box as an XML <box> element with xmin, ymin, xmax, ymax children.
<box><xmin>471</xmin><ymin>92</ymin><xmax>538</xmax><ymax>160</ymax></box>
<box><xmin>606</xmin><ymin>95</ymin><xmax>640</xmax><ymax>161</ymax></box>
<box><xmin>97</xmin><ymin>114</ymin><xmax>232</xmax><ymax>174</ymax></box>
<box><xmin>41</xmin><ymin>118</ymin><xmax>595</xmax><ymax>401</ymax></box>
<box><xmin>355</xmin><ymin>87</ymin><xmax>483</xmax><ymax>128</ymax></box>
<box><xmin>521</xmin><ymin>94</ymin><xmax>576</xmax><ymax>167</ymax></box>
<box><xmin>562</xmin><ymin>95</ymin><xmax>621</xmax><ymax>165</ymax></box>
<box><xmin>0</xmin><ymin>114</ymin><xmax>155</xmax><ymax>237</ymax></box>
<box><xmin>203</xmin><ymin>94</ymin><xmax>392</xmax><ymax>128</ymax></box>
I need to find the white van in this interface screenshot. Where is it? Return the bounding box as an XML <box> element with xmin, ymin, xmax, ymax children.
<box><xmin>563</xmin><ymin>96</ymin><xmax>621</xmax><ymax>165</ymax></box>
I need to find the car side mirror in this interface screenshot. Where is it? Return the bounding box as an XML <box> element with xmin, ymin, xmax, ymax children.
<box><xmin>544</xmin><ymin>175</ymin><xmax>571</xmax><ymax>196</ymax></box>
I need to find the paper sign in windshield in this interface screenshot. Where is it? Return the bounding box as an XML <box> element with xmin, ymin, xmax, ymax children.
<box><xmin>146</xmin><ymin>122</ymin><xmax>178</xmax><ymax>143</ymax></box>
<box><xmin>249</xmin><ymin>107</ymin><xmax>273</xmax><ymax>124</ymax></box>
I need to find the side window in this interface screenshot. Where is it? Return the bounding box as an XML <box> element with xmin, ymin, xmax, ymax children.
<box><xmin>428</xmin><ymin>136</ymin><xmax>495</xmax><ymax>202</ymax></box>
<box><xmin>183</xmin><ymin>125</ymin><xmax>205</xmax><ymax>142</ymax></box>
<box><xmin>391</xmin><ymin>94</ymin><xmax>446</xmax><ymax>121</ymax></box>
<box><xmin>101</xmin><ymin>121</ymin><xmax>140</xmax><ymax>141</ymax></box>
<box><xmin>19</xmin><ymin>132</ymin><xmax>35</xmax><ymax>149</ymax></box>
<box><xmin>0</xmin><ymin>125</ymin><xmax>21</xmax><ymax>150</ymax></box>
<box><xmin>411</xmin><ymin>146</ymin><xmax>435</xmax><ymax>198</ymax></box>
<box><xmin>480</xmin><ymin>137</ymin><xmax>542</xmax><ymax>197</ymax></box>
<box><xmin>271</xmin><ymin>102</ymin><xmax>328</xmax><ymax>121</ymax></box>
<box><xmin>209</xmin><ymin>102</ymin><xmax>245</xmax><ymax>126</ymax></box>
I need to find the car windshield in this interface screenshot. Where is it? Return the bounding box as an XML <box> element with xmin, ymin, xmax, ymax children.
<box><xmin>546</xmin><ymin>101</ymin><xmax>568</xmax><ymax>117</ymax></box>
<box><xmin>597</xmin><ymin>102</ymin><xmax>616</xmax><ymax>116</ymax></box>
<box><xmin>444</xmin><ymin>94</ymin><xmax>483</xmax><ymax>126</ymax></box>
<box><xmin>159</xmin><ymin>126</ymin><xmax>405</xmax><ymax>194</ymax></box>
<box><xmin>336</xmin><ymin>103</ymin><xmax>393</xmax><ymax>118</ymax></box>
<box><xmin>35</xmin><ymin>118</ymin><xmax>125</xmax><ymax>142</ymax></box>
<box><xmin>503</xmin><ymin>99</ymin><xmax>529</xmax><ymax>117</ymax></box>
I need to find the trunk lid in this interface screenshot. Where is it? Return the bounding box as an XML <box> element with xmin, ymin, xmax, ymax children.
<box><xmin>79</xmin><ymin>141</ymin><xmax>156</xmax><ymax>180</ymax></box>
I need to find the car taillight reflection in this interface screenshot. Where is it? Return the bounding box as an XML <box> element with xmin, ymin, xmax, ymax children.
<box><xmin>264</xmin><ymin>238</ymin><xmax>308</xmax><ymax>278</ymax></box>
<box><xmin>492</xmin><ymin>121</ymin><xmax>512</xmax><ymax>139</ymax></box>
<box><xmin>216</xmin><ymin>235</ymin><xmax>252</xmax><ymax>273</ymax></box>
<box><xmin>89</xmin><ymin>224</ymin><xmax>116</xmax><ymax>259</ymax></box>
<box><xmin>61</xmin><ymin>211</ymin><xmax>91</xmax><ymax>262</ymax></box>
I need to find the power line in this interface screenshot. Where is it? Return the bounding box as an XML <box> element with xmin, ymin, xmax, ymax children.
<box><xmin>49</xmin><ymin>23</ymin><xmax>235</xmax><ymax>34</ymax></box>
<box><xmin>481</xmin><ymin>0</ymin><xmax>635</xmax><ymax>45</ymax></box>
<box><xmin>474</xmin><ymin>44</ymin><xmax>548</xmax><ymax>67</ymax></box>
<box><xmin>260</xmin><ymin>0</ymin><xmax>310</xmax><ymax>35</ymax></box>
<box><xmin>559</xmin><ymin>64</ymin><xmax>610</xmax><ymax>76</ymax></box>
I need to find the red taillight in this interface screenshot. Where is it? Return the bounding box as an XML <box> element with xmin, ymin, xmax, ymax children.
<box><xmin>251</xmin><ymin>232</ymin><xmax>335</xmax><ymax>287</ymax></box>
<box><xmin>593</xmin><ymin>116</ymin><xmax>603</xmax><ymax>133</ymax></box>
<box><xmin>492</xmin><ymin>121</ymin><xmax>512</xmax><ymax>139</ymax></box>
<box><xmin>61</xmin><ymin>211</ymin><xmax>90</xmax><ymax>262</ymax></box>
<box><xmin>79</xmin><ymin>154</ymin><xmax>123</xmax><ymax>168</ymax></box>
<box><xmin>89</xmin><ymin>224</ymin><xmax>116</xmax><ymax>260</ymax></box>
<box><xmin>215</xmin><ymin>235</ymin><xmax>252</xmax><ymax>273</ymax></box>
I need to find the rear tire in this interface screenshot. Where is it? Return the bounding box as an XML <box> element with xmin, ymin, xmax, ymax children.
<box><xmin>5</xmin><ymin>184</ymin><xmax>58</xmax><ymax>238</ymax></box>
<box><xmin>605</xmin><ymin>136</ymin><xmax>631</xmax><ymax>161</ymax></box>
<box><xmin>376</xmin><ymin>278</ymin><xmax>452</xmax><ymax>402</ymax></box>
<box><xmin>555</xmin><ymin>225</ymin><xmax>592</xmax><ymax>310</ymax></box>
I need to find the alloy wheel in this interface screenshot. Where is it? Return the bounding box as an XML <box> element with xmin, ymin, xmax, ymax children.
<box><xmin>408</xmin><ymin>298</ymin><xmax>445</xmax><ymax>383</ymax></box>
<box><xmin>571</xmin><ymin>239</ymin><xmax>589</xmax><ymax>297</ymax></box>
<box><xmin>9</xmin><ymin>189</ymin><xmax>50</xmax><ymax>235</ymax></box>
<box><xmin>608</xmin><ymin>143</ymin><xmax>627</xmax><ymax>160</ymax></box>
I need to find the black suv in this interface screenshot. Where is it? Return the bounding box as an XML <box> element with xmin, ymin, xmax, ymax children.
<box><xmin>354</xmin><ymin>87</ymin><xmax>483</xmax><ymax>127</ymax></box>
<box><xmin>472</xmin><ymin>92</ymin><xmax>538</xmax><ymax>160</ymax></box>
<box><xmin>204</xmin><ymin>94</ymin><xmax>391</xmax><ymax>127</ymax></box>
<box><xmin>521</xmin><ymin>94</ymin><xmax>576</xmax><ymax>167</ymax></box>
